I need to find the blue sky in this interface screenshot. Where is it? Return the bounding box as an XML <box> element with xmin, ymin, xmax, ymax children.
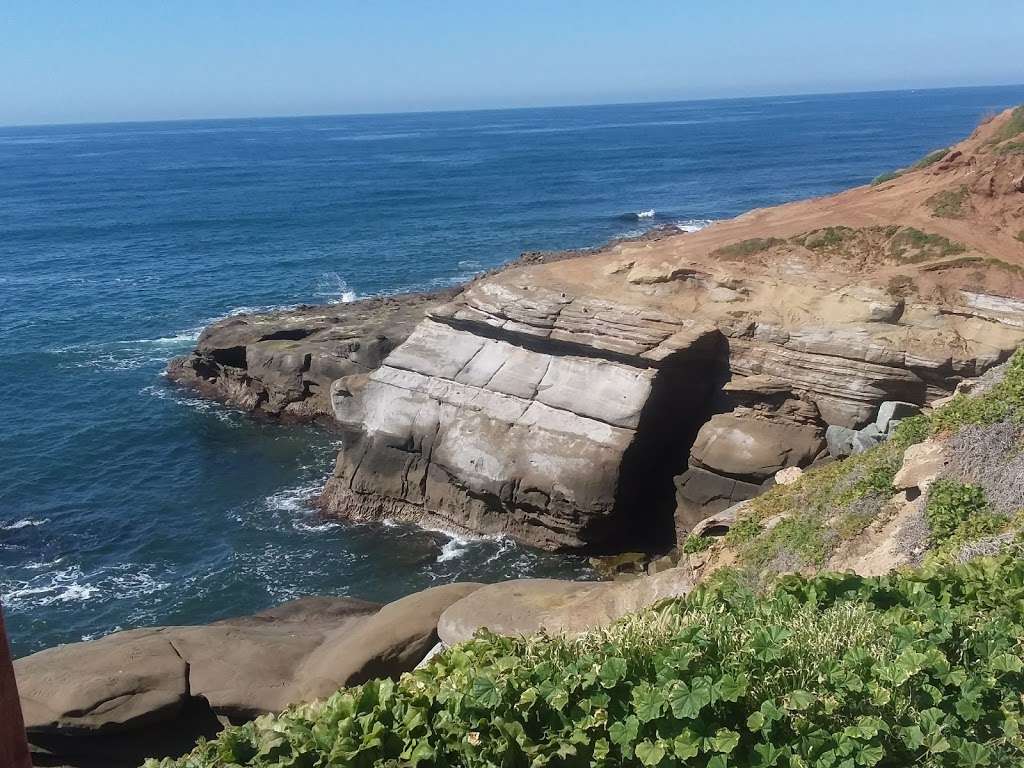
<box><xmin>2</xmin><ymin>1</ymin><xmax>1022</xmax><ymax>125</ymax></box>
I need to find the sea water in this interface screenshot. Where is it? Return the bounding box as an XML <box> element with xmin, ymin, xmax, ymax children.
<box><xmin>3</xmin><ymin>85</ymin><xmax>1024</xmax><ymax>656</ymax></box>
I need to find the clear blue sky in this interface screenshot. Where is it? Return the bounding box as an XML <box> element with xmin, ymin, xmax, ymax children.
<box><xmin>2</xmin><ymin>0</ymin><xmax>1022</xmax><ymax>126</ymax></box>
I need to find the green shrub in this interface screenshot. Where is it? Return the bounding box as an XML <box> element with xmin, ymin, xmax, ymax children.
<box><xmin>681</xmin><ymin>534</ymin><xmax>712</xmax><ymax>554</ymax></box>
<box><xmin>994</xmin><ymin>140</ymin><xmax>1024</xmax><ymax>156</ymax></box>
<box><xmin>910</xmin><ymin>147</ymin><xmax>950</xmax><ymax>169</ymax></box>
<box><xmin>1016</xmin><ymin>230</ymin><xmax>1024</xmax><ymax>245</ymax></box>
<box><xmin>925</xmin><ymin>186</ymin><xmax>970</xmax><ymax>219</ymax></box>
<box><xmin>928</xmin><ymin>349</ymin><xmax>1024</xmax><ymax>435</ymax></box>
<box><xmin>147</xmin><ymin>556</ymin><xmax>1024</xmax><ymax>768</ymax></box>
<box><xmin>988</xmin><ymin>106</ymin><xmax>1024</xmax><ymax>145</ymax></box>
<box><xmin>801</xmin><ymin>226</ymin><xmax>859</xmax><ymax>250</ymax></box>
<box><xmin>711</xmin><ymin>238</ymin><xmax>787</xmax><ymax>259</ymax></box>
<box><xmin>871</xmin><ymin>170</ymin><xmax>902</xmax><ymax>186</ymax></box>
<box><xmin>887</xmin><ymin>227</ymin><xmax>966</xmax><ymax>261</ymax></box>
<box><xmin>925</xmin><ymin>479</ymin><xmax>990</xmax><ymax>541</ymax></box>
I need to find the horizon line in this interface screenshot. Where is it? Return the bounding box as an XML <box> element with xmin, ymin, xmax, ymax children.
<box><xmin>2</xmin><ymin>80</ymin><xmax>1023</xmax><ymax>131</ymax></box>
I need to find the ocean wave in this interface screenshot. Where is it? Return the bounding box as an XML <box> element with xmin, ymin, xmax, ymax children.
<box><xmin>1</xmin><ymin>518</ymin><xmax>49</xmax><ymax>531</ymax></box>
<box><xmin>313</xmin><ymin>272</ymin><xmax>358</xmax><ymax>304</ymax></box>
<box><xmin>436</xmin><ymin>535</ymin><xmax>470</xmax><ymax>563</ymax></box>
<box><xmin>48</xmin><ymin>324</ymin><xmax>203</xmax><ymax>371</ymax></box>
<box><xmin>619</xmin><ymin>209</ymin><xmax>657</xmax><ymax>222</ymax></box>
<box><xmin>141</xmin><ymin>384</ymin><xmax>237</xmax><ymax>423</ymax></box>
<box><xmin>675</xmin><ymin>218</ymin><xmax>715</xmax><ymax>233</ymax></box>
<box><xmin>2</xmin><ymin>564</ymin><xmax>169</xmax><ymax>612</ymax></box>
<box><xmin>265</xmin><ymin>483</ymin><xmax>320</xmax><ymax>515</ymax></box>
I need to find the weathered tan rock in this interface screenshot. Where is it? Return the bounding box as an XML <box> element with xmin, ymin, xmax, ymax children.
<box><xmin>775</xmin><ymin>466</ymin><xmax>804</xmax><ymax>485</ymax></box>
<box><xmin>689</xmin><ymin>414</ymin><xmax>823</xmax><ymax>481</ymax></box>
<box><xmin>893</xmin><ymin>440</ymin><xmax>948</xmax><ymax>492</ymax></box>
<box><xmin>293</xmin><ymin>582</ymin><xmax>482</xmax><ymax>701</ymax></box>
<box><xmin>167</xmin><ymin>292</ymin><xmax>447</xmax><ymax>419</ymax></box>
<box><xmin>436</xmin><ymin>568</ymin><xmax>694</xmax><ymax>645</ymax></box>
<box><xmin>14</xmin><ymin>589</ymin><xmax>479</xmax><ymax>766</ymax></box>
<box><xmin>17</xmin><ymin>629</ymin><xmax>190</xmax><ymax>733</ymax></box>
<box><xmin>827</xmin><ymin>492</ymin><xmax>929</xmax><ymax>576</ymax></box>
<box><xmin>322</xmin><ymin>302</ymin><xmax>723</xmax><ymax>550</ymax></box>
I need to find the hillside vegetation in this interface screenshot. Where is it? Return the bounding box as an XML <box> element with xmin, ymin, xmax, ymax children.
<box><xmin>149</xmin><ymin>553</ymin><xmax>1024</xmax><ymax>768</ymax></box>
<box><xmin>686</xmin><ymin>348</ymin><xmax>1024</xmax><ymax>581</ymax></box>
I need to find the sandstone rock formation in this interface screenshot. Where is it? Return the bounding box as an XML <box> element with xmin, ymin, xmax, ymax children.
<box><xmin>167</xmin><ymin>292</ymin><xmax>448</xmax><ymax>420</ymax></box>
<box><xmin>436</xmin><ymin>566</ymin><xmax>695</xmax><ymax>645</ymax></box>
<box><xmin>170</xmin><ymin>107</ymin><xmax>1024</xmax><ymax>553</ymax></box>
<box><xmin>320</xmin><ymin>287</ymin><xmax>724</xmax><ymax>550</ymax></box>
<box><xmin>15</xmin><ymin>586</ymin><xmax>479</xmax><ymax>768</ymax></box>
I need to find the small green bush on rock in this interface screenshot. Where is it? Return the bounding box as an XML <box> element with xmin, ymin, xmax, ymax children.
<box><xmin>148</xmin><ymin>556</ymin><xmax>1024</xmax><ymax>768</ymax></box>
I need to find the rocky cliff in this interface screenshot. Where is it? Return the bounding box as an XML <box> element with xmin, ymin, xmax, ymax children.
<box><xmin>170</xmin><ymin>107</ymin><xmax>1024</xmax><ymax>553</ymax></box>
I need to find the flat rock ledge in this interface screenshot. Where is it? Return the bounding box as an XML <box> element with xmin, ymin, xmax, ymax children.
<box><xmin>16</xmin><ymin>584</ymin><xmax>479</xmax><ymax>768</ymax></box>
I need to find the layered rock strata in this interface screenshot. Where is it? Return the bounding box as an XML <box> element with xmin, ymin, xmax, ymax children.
<box><xmin>167</xmin><ymin>291</ymin><xmax>448</xmax><ymax>420</ymax></box>
<box><xmin>321</xmin><ymin>281</ymin><xmax>725</xmax><ymax>551</ymax></box>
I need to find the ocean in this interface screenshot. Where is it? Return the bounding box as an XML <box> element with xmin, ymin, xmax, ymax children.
<box><xmin>3</xmin><ymin>85</ymin><xmax>1024</xmax><ymax>657</ymax></box>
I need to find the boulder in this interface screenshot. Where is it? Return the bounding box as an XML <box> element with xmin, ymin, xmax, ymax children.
<box><xmin>875</xmin><ymin>401</ymin><xmax>920</xmax><ymax>432</ymax></box>
<box><xmin>689</xmin><ymin>414</ymin><xmax>823</xmax><ymax>481</ymax></box>
<box><xmin>893</xmin><ymin>441</ymin><xmax>948</xmax><ymax>492</ymax></box>
<box><xmin>775</xmin><ymin>466</ymin><xmax>803</xmax><ymax>485</ymax></box>
<box><xmin>14</xmin><ymin>589</ymin><xmax>479</xmax><ymax>767</ymax></box>
<box><xmin>851</xmin><ymin>423</ymin><xmax>883</xmax><ymax>454</ymax></box>
<box><xmin>437</xmin><ymin>568</ymin><xmax>694</xmax><ymax>645</ymax></box>
<box><xmin>688</xmin><ymin>499</ymin><xmax>751</xmax><ymax>538</ymax></box>
<box><xmin>826</xmin><ymin>425</ymin><xmax>858</xmax><ymax>458</ymax></box>
<box><xmin>675</xmin><ymin>466</ymin><xmax>761</xmax><ymax>516</ymax></box>
<box><xmin>16</xmin><ymin>629</ymin><xmax>190</xmax><ymax>733</ymax></box>
<box><xmin>292</xmin><ymin>582</ymin><xmax>482</xmax><ymax>700</ymax></box>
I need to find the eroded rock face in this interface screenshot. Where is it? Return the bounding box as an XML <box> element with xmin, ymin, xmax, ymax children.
<box><xmin>320</xmin><ymin>282</ymin><xmax>725</xmax><ymax>551</ymax></box>
<box><xmin>166</xmin><ymin>292</ymin><xmax>448</xmax><ymax>420</ymax></box>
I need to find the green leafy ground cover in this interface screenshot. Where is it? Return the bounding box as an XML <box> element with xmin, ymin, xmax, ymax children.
<box><xmin>711</xmin><ymin>226</ymin><xmax>966</xmax><ymax>268</ymax></box>
<box><xmin>149</xmin><ymin>555</ymin><xmax>1024</xmax><ymax>768</ymax></box>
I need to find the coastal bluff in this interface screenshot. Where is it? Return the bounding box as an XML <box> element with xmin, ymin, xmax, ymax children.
<box><xmin>169</xmin><ymin>106</ymin><xmax>1024</xmax><ymax>553</ymax></box>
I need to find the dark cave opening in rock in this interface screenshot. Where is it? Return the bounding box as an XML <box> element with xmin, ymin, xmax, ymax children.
<box><xmin>606</xmin><ymin>337</ymin><xmax>729</xmax><ymax>555</ymax></box>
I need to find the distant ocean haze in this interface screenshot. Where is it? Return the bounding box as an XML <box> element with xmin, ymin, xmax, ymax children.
<box><xmin>3</xmin><ymin>85</ymin><xmax>1024</xmax><ymax>656</ymax></box>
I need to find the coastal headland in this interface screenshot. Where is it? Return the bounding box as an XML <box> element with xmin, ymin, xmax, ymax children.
<box><xmin>16</xmin><ymin>105</ymin><xmax>1024</xmax><ymax>767</ymax></box>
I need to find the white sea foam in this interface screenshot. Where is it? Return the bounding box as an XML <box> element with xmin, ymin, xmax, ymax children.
<box><xmin>313</xmin><ymin>272</ymin><xmax>359</xmax><ymax>304</ymax></box>
<box><xmin>636</xmin><ymin>209</ymin><xmax>656</xmax><ymax>219</ymax></box>
<box><xmin>265</xmin><ymin>483</ymin><xmax>320</xmax><ymax>514</ymax></box>
<box><xmin>437</xmin><ymin>536</ymin><xmax>470</xmax><ymax>563</ymax></box>
<box><xmin>676</xmin><ymin>218</ymin><xmax>715</xmax><ymax>233</ymax></box>
<box><xmin>2</xmin><ymin>564</ymin><xmax>168</xmax><ymax>611</ymax></box>
<box><xmin>1</xmin><ymin>518</ymin><xmax>49</xmax><ymax>531</ymax></box>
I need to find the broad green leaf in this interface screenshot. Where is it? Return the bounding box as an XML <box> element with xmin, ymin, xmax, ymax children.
<box><xmin>711</xmin><ymin>728</ymin><xmax>740</xmax><ymax>754</ymax></box>
<box><xmin>672</xmin><ymin>728</ymin><xmax>700</xmax><ymax>759</ymax></box>
<box><xmin>599</xmin><ymin>657</ymin><xmax>628</xmax><ymax>688</ymax></box>
<box><xmin>635</xmin><ymin>740</ymin><xmax>667</xmax><ymax>766</ymax></box>
<box><xmin>786</xmin><ymin>690</ymin><xmax>815</xmax><ymax>712</ymax></box>
<box><xmin>955</xmin><ymin>741</ymin><xmax>991</xmax><ymax>767</ymax></box>
<box><xmin>632</xmin><ymin>682</ymin><xmax>667</xmax><ymax>723</ymax></box>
